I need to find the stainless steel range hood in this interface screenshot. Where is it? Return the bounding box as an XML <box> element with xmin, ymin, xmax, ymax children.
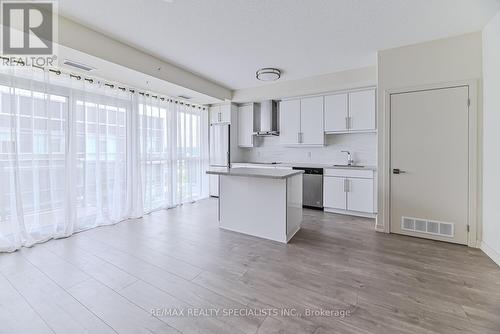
<box><xmin>254</xmin><ymin>100</ymin><xmax>279</xmax><ymax>136</ymax></box>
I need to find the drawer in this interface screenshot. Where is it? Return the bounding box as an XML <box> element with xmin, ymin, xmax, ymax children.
<box><xmin>324</xmin><ymin>168</ymin><xmax>373</xmax><ymax>179</ymax></box>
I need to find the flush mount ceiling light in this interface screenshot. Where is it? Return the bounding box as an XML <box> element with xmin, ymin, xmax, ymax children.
<box><xmin>256</xmin><ymin>68</ymin><xmax>281</xmax><ymax>81</ymax></box>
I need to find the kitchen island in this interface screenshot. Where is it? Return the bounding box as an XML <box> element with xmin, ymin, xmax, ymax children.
<box><xmin>206</xmin><ymin>167</ymin><xmax>304</xmax><ymax>243</ymax></box>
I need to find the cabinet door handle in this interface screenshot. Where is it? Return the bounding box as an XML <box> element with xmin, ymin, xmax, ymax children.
<box><xmin>343</xmin><ymin>178</ymin><xmax>347</xmax><ymax>192</ymax></box>
<box><xmin>346</xmin><ymin>179</ymin><xmax>350</xmax><ymax>192</ymax></box>
<box><xmin>345</xmin><ymin>116</ymin><xmax>349</xmax><ymax>130</ymax></box>
<box><xmin>348</xmin><ymin>116</ymin><xmax>352</xmax><ymax>129</ymax></box>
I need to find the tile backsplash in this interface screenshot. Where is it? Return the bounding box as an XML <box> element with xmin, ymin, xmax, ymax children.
<box><xmin>239</xmin><ymin>133</ymin><xmax>377</xmax><ymax>166</ymax></box>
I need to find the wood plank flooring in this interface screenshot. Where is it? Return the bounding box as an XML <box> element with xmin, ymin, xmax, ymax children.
<box><xmin>1</xmin><ymin>198</ymin><xmax>499</xmax><ymax>334</ymax></box>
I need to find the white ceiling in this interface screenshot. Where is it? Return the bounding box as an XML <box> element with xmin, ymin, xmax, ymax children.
<box><xmin>58</xmin><ymin>45</ymin><xmax>222</xmax><ymax>104</ymax></box>
<box><xmin>58</xmin><ymin>0</ymin><xmax>500</xmax><ymax>90</ymax></box>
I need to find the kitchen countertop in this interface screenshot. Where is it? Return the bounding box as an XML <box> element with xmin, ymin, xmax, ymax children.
<box><xmin>206</xmin><ymin>167</ymin><xmax>304</xmax><ymax>179</ymax></box>
<box><xmin>231</xmin><ymin>162</ymin><xmax>377</xmax><ymax>170</ymax></box>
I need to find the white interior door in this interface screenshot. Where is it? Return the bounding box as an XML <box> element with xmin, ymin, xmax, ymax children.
<box><xmin>390</xmin><ymin>86</ymin><xmax>469</xmax><ymax>244</ymax></box>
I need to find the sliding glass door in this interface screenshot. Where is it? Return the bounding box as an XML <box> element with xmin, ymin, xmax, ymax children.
<box><xmin>0</xmin><ymin>68</ymin><xmax>208</xmax><ymax>252</ymax></box>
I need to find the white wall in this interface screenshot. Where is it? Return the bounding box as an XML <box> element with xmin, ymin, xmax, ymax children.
<box><xmin>233</xmin><ymin>66</ymin><xmax>378</xmax><ymax>166</ymax></box>
<box><xmin>240</xmin><ymin>133</ymin><xmax>377</xmax><ymax>166</ymax></box>
<box><xmin>232</xmin><ymin>66</ymin><xmax>376</xmax><ymax>103</ymax></box>
<box><xmin>377</xmin><ymin>32</ymin><xmax>483</xmax><ymax>235</ymax></box>
<box><xmin>481</xmin><ymin>12</ymin><xmax>500</xmax><ymax>265</ymax></box>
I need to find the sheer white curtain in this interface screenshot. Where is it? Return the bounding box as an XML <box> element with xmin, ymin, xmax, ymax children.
<box><xmin>0</xmin><ymin>66</ymin><xmax>209</xmax><ymax>252</ymax></box>
<box><xmin>135</xmin><ymin>95</ymin><xmax>209</xmax><ymax>212</ymax></box>
<box><xmin>70</xmin><ymin>80</ymin><xmax>131</xmax><ymax>230</ymax></box>
<box><xmin>0</xmin><ymin>68</ymin><xmax>69</xmax><ymax>250</ymax></box>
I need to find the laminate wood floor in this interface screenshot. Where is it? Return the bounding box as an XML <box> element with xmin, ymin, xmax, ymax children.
<box><xmin>1</xmin><ymin>198</ymin><xmax>499</xmax><ymax>334</ymax></box>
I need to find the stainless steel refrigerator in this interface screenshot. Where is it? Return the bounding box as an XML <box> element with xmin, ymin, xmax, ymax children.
<box><xmin>209</xmin><ymin>123</ymin><xmax>230</xmax><ymax>197</ymax></box>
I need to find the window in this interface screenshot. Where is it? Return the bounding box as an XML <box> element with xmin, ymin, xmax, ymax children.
<box><xmin>0</xmin><ymin>84</ymin><xmax>68</xmax><ymax>237</ymax></box>
<box><xmin>0</xmin><ymin>69</ymin><xmax>208</xmax><ymax>252</ymax></box>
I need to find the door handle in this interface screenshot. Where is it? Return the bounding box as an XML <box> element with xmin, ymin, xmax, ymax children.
<box><xmin>345</xmin><ymin>116</ymin><xmax>349</xmax><ymax>130</ymax></box>
<box><xmin>393</xmin><ymin>168</ymin><xmax>406</xmax><ymax>174</ymax></box>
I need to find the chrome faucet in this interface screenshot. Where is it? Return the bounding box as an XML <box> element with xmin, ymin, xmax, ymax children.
<box><xmin>341</xmin><ymin>150</ymin><xmax>354</xmax><ymax>166</ymax></box>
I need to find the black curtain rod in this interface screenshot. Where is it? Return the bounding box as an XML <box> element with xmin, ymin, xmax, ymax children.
<box><xmin>0</xmin><ymin>56</ymin><xmax>206</xmax><ymax>110</ymax></box>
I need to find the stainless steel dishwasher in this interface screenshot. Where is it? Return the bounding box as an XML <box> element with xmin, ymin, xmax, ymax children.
<box><xmin>292</xmin><ymin>167</ymin><xmax>323</xmax><ymax>209</ymax></box>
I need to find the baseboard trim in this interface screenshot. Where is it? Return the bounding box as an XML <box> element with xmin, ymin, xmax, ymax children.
<box><xmin>324</xmin><ymin>207</ymin><xmax>376</xmax><ymax>219</ymax></box>
<box><xmin>375</xmin><ymin>224</ymin><xmax>386</xmax><ymax>233</ymax></box>
<box><xmin>480</xmin><ymin>241</ymin><xmax>500</xmax><ymax>267</ymax></box>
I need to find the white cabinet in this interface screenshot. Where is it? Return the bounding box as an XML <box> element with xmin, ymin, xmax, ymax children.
<box><xmin>232</xmin><ymin>163</ymin><xmax>293</xmax><ymax>170</ymax></box>
<box><xmin>324</xmin><ymin>88</ymin><xmax>376</xmax><ymax>133</ymax></box>
<box><xmin>300</xmin><ymin>96</ymin><xmax>324</xmax><ymax>146</ymax></box>
<box><xmin>238</xmin><ymin>104</ymin><xmax>254</xmax><ymax>147</ymax></box>
<box><xmin>323</xmin><ymin>168</ymin><xmax>376</xmax><ymax>217</ymax></box>
<box><xmin>279</xmin><ymin>97</ymin><xmax>324</xmax><ymax>146</ymax></box>
<box><xmin>279</xmin><ymin>99</ymin><xmax>301</xmax><ymax>145</ymax></box>
<box><xmin>209</xmin><ymin>106</ymin><xmax>220</xmax><ymax>124</ymax></box>
<box><xmin>324</xmin><ymin>93</ymin><xmax>348</xmax><ymax>132</ymax></box>
<box><xmin>346</xmin><ymin>178</ymin><xmax>374</xmax><ymax>213</ymax></box>
<box><xmin>349</xmin><ymin>89</ymin><xmax>376</xmax><ymax>131</ymax></box>
<box><xmin>219</xmin><ymin>104</ymin><xmax>231</xmax><ymax>123</ymax></box>
<box><xmin>209</xmin><ymin>175</ymin><xmax>219</xmax><ymax>197</ymax></box>
<box><xmin>323</xmin><ymin>176</ymin><xmax>346</xmax><ymax>210</ymax></box>
<box><xmin>210</xmin><ymin>104</ymin><xmax>232</xmax><ymax>124</ymax></box>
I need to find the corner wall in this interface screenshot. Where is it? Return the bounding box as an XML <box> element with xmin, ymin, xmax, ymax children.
<box><xmin>481</xmin><ymin>12</ymin><xmax>500</xmax><ymax>265</ymax></box>
<box><xmin>377</xmin><ymin>32</ymin><xmax>483</xmax><ymax>240</ymax></box>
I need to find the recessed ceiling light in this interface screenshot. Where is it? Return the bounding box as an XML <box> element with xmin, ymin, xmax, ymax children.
<box><xmin>256</xmin><ymin>68</ymin><xmax>281</xmax><ymax>81</ymax></box>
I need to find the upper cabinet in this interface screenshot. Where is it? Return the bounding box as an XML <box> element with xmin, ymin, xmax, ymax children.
<box><xmin>238</xmin><ymin>103</ymin><xmax>255</xmax><ymax>148</ymax></box>
<box><xmin>300</xmin><ymin>96</ymin><xmax>324</xmax><ymax>146</ymax></box>
<box><xmin>210</xmin><ymin>104</ymin><xmax>232</xmax><ymax>124</ymax></box>
<box><xmin>280</xmin><ymin>97</ymin><xmax>324</xmax><ymax>146</ymax></box>
<box><xmin>348</xmin><ymin>89</ymin><xmax>376</xmax><ymax>131</ymax></box>
<box><xmin>280</xmin><ymin>99</ymin><xmax>301</xmax><ymax>145</ymax></box>
<box><xmin>324</xmin><ymin>93</ymin><xmax>348</xmax><ymax>132</ymax></box>
<box><xmin>209</xmin><ymin>106</ymin><xmax>219</xmax><ymax>124</ymax></box>
<box><xmin>324</xmin><ymin>88</ymin><xmax>376</xmax><ymax>133</ymax></box>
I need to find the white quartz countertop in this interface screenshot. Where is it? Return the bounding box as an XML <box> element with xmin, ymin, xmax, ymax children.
<box><xmin>207</xmin><ymin>167</ymin><xmax>304</xmax><ymax>179</ymax></box>
<box><xmin>231</xmin><ymin>162</ymin><xmax>377</xmax><ymax>171</ymax></box>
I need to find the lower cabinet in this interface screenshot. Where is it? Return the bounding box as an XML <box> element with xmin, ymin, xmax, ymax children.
<box><xmin>323</xmin><ymin>176</ymin><xmax>346</xmax><ymax>210</ymax></box>
<box><xmin>209</xmin><ymin>175</ymin><xmax>219</xmax><ymax>197</ymax></box>
<box><xmin>345</xmin><ymin>178</ymin><xmax>374</xmax><ymax>213</ymax></box>
<box><xmin>323</xmin><ymin>168</ymin><xmax>376</xmax><ymax>217</ymax></box>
